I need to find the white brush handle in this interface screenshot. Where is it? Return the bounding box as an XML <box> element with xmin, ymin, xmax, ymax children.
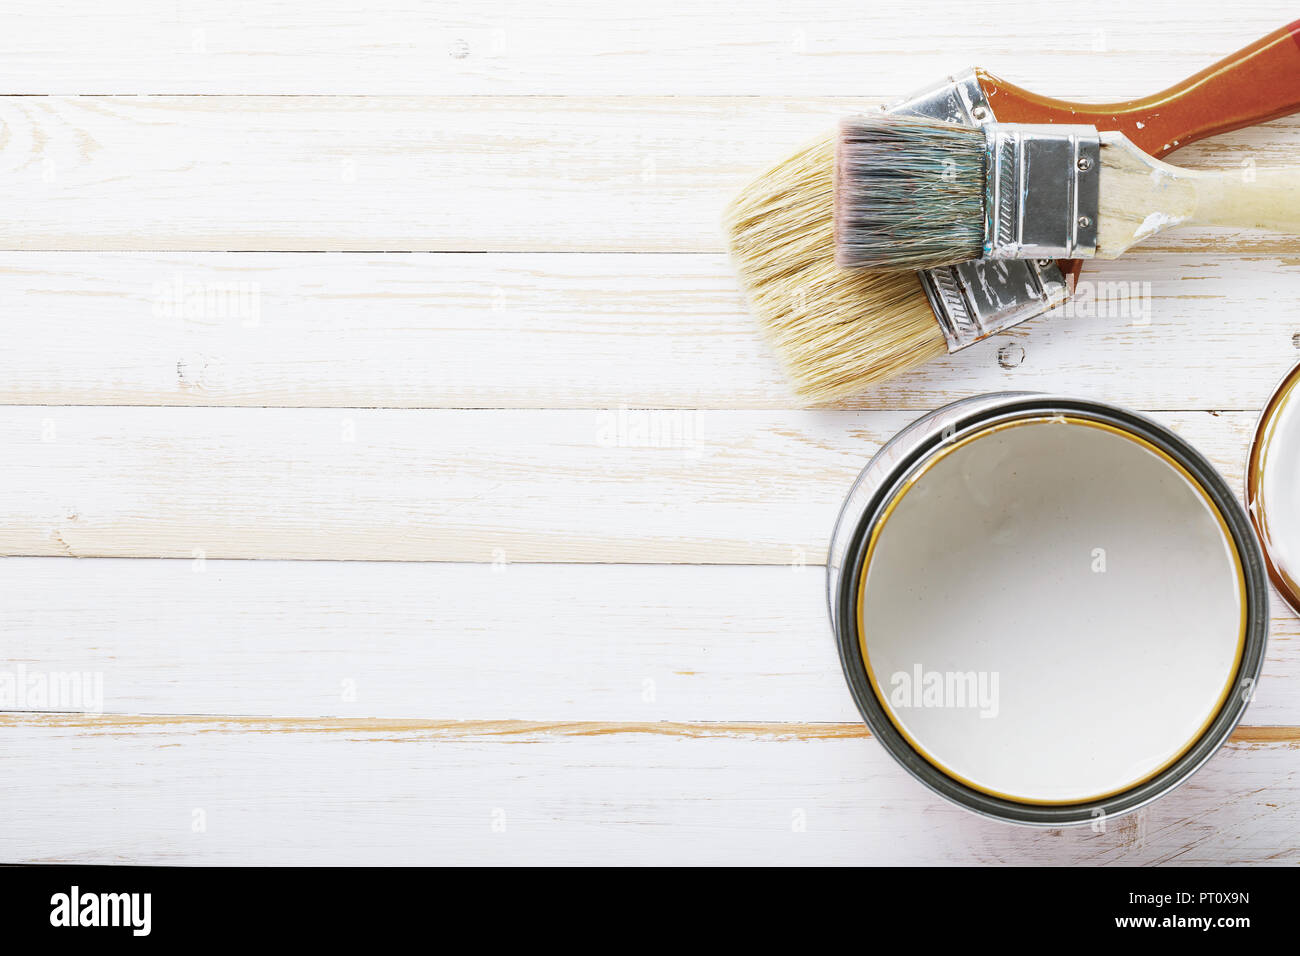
<box><xmin>1098</xmin><ymin>136</ymin><xmax>1300</xmax><ymax>257</ymax></box>
<box><xmin>1189</xmin><ymin>167</ymin><xmax>1300</xmax><ymax>232</ymax></box>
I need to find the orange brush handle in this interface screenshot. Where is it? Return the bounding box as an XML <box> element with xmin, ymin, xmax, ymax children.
<box><xmin>977</xmin><ymin>20</ymin><xmax>1300</xmax><ymax>159</ymax></box>
<box><xmin>977</xmin><ymin>21</ymin><xmax>1300</xmax><ymax>283</ymax></box>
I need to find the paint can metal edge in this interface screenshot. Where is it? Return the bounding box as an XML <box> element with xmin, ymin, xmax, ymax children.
<box><xmin>826</xmin><ymin>393</ymin><xmax>1269</xmax><ymax>827</ymax></box>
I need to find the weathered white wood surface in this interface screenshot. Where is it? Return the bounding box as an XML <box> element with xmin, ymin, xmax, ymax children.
<box><xmin>0</xmin><ymin>251</ymin><xmax>1295</xmax><ymax>411</ymax></box>
<box><xmin>0</xmin><ymin>407</ymin><xmax>1259</xmax><ymax>563</ymax></box>
<box><xmin>1</xmin><ymin>558</ymin><xmax>1297</xmax><ymax>724</ymax></box>
<box><xmin>2</xmin><ymin>715</ymin><xmax>1294</xmax><ymax>865</ymax></box>
<box><xmin>1</xmin><ymin>1</ymin><xmax>1298</xmax><ymax>865</ymax></box>
<box><xmin>0</xmin><ymin>96</ymin><xmax>1297</xmax><ymax>252</ymax></box>
<box><xmin>0</xmin><ymin>2</ymin><xmax>1294</xmax><ymax>97</ymax></box>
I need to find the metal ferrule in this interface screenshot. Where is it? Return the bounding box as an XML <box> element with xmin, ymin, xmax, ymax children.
<box><xmin>982</xmin><ymin>124</ymin><xmax>1101</xmax><ymax>260</ymax></box>
<box><xmin>885</xmin><ymin>68</ymin><xmax>992</xmax><ymax>127</ymax></box>
<box><xmin>882</xmin><ymin>73</ymin><xmax>1081</xmax><ymax>353</ymax></box>
<box><xmin>918</xmin><ymin>258</ymin><xmax>1069</xmax><ymax>351</ymax></box>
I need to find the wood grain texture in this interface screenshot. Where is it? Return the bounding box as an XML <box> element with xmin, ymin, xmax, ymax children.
<box><xmin>0</xmin><ymin>713</ymin><xmax>1294</xmax><ymax>865</ymax></box>
<box><xmin>4</xmin><ymin>1</ymin><xmax>1299</xmax><ymax>865</ymax></box>
<box><xmin>0</xmin><ymin>407</ymin><xmax>1259</xmax><ymax>563</ymax></box>
<box><xmin>2</xmin><ymin>558</ymin><xmax>1296</xmax><ymax>724</ymax></box>
<box><xmin>1</xmin><ymin>96</ymin><xmax>1299</xmax><ymax>252</ymax></box>
<box><xmin>0</xmin><ymin>251</ymin><xmax>1295</xmax><ymax>410</ymax></box>
<box><xmin>0</xmin><ymin>1</ymin><xmax>1295</xmax><ymax>97</ymax></box>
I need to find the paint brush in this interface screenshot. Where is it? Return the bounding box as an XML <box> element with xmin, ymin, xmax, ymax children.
<box><xmin>835</xmin><ymin>114</ymin><xmax>1300</xmax><ymax>271</ymax></box>
<box><xmin>724</xmin><ymin>21</ymin><xmax>1300</xmax><ymax>402</ymax></box>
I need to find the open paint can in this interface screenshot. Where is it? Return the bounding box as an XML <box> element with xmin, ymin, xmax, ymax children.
<box><xmin>1247</xmin><ymin>361</ymin><xmax>1300</xmax><ymax>616</ymax></box>
<box><xmin>828</xmin><ymin>394</ymin><xmax>1269</xmax><ymax>826</ymax></box>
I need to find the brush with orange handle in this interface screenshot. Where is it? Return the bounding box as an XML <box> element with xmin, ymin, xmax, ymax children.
<box><xmin>725</xmin><ymin>22</ymin><xmax>1300</xmax><ymax>402</ymax></box>
<box><xmin>834</xmin><ymin>112</ymin><xmax>1300</xmax><ymax>271</ymax></box>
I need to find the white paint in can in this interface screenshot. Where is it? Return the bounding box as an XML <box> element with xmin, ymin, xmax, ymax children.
<box><xmin>858</xmin><ymin>416</ymin><xmax>1245</xmax><ymax>805</ymax></box>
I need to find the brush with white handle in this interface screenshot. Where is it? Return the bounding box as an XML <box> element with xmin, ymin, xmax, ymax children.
<box><xmin>833</xmin><ymin>112</ymin><xmax>1300</xmax><ymax>271</ymax></box>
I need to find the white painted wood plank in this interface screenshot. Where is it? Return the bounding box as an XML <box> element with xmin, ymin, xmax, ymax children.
<box><xmin>1</xmin><ymin>96</ymin><xmax>1298</xmax><ymax>251</ymax></box>
<box><xmin>0</xmin><ymin>715</ymin><xmax>1292</xmax><ymax>865</ymax></box>
<box><xmin>2</xmin><ymin>558</ymin><xmax>1295</xmax><ymax>724</ymax></box>
<box><xmin>0</xmin><ymin>251</ymin><xmax>1295</xmax><ymax>410</ymax></box>
<box><xmin>0</xmin><ymin>560</ymin><xmax>850</xmax><ymax>722</ymax></box>
<box><xmin>0</xmin><ymin>407</ymin><xmax>1257</xmax><ymax>563</ymax></box>
<box><xmin>0</xmin><ymin>1</ymin><xmax>1295</xmax><ymax>97</ymax></box>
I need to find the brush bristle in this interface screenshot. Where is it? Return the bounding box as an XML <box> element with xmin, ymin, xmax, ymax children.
<box><xmin>724</xmin><ymin>133</ymin><xmax>947</xmax><ymax>403</ymax></box>
<box><xmin>834</xmin><ymin>113</ymin><xmax>986</xmax><ymax>271</ymax></box>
